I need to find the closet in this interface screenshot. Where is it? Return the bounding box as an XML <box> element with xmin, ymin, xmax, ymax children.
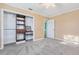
<box><xmin>4</xmin><ymin>12</ymin><xmax>16</xmax><ymax>44</ymax></box>
<box><xmin>16</xmin><ymin>14</ymin><xmax>25</xmax><ymax>42</ymax></box>
<box><xmin>3</xmin><ymin>11</ymin><xmax>34</xmax><ymax>44</ymax></box>
<box><xmin>25</xmin><ymin>16</ymin><xmax>33</xmax><ymax>40</ymax></box>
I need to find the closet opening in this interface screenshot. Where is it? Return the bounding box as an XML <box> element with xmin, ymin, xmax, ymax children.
<box><xmin>16</xmin><ymin>14</ymin><xmax>34</xmax><ymax>42</ymax></box>
<box><xmin>3</xmin><ymin>10</ymin><xmax>35</xmax><ymax>46</ymax></box>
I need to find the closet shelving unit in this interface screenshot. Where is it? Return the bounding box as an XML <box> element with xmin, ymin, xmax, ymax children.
<box><xmin>16</xmin><ymin>14</ymin><xmax>33</xmax><ymax>42</ymax></box>
<box><xmin>16</xmin><ymin>14</ymin><xmax>25</xmax><ymax>42</ymax></box>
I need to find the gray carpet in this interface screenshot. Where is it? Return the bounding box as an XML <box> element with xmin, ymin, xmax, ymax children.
<box><xmin>0</xmin><ymin>38</ymin><xmax>79</xmax><ymax>55</ymax></box>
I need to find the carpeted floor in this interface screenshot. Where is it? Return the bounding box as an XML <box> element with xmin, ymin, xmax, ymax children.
<box><xmin>0</xmin><ymin>38</ymin><xmax>79</xmax><ymax>55</ymax></box>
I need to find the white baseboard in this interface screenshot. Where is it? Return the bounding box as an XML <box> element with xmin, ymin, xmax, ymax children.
<box><xmin>16</xmin><ymin>41</ymin><xmax>26</xmax><ymax>44</ymax></box>
<box><xmin>0</xmin><ymin>47</ymin><xmax>3</xmax><ymax>50</ymax></box>
<box><xmin>54</xmin><ymin>38</ymin><xmax>63</xmax><ymax>41</ymax></box>
<box><xmin>33</xmin><ymin>38</ymin><xmax>44</xmax><ymax>41</ymax></box>
<box><xmin>46</xmin><ymin>37</ymin><xmax>55</xmax><ymax>39</ymax></box>
<box><xmin>33</xmin><ymin>38</ymin><xmax>60</xmax><ymax>41</ymax></box>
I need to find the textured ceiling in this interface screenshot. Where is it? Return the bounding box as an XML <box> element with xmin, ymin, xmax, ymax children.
<box><xmin>7</xmin><ymin>3</ymin><xmax>79</xmax><ymax>17</ymax></box>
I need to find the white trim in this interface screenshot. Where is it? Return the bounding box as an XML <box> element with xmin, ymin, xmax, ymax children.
<box><xmin>0</xmin><ymin>9</ymin><xmax>4</xmax><ymax>49</ymax></box>
<box><xmin>53</xmin><ymin>19</ymin><xmax>55</xmax><ymax>39</ymax></box>
<box><xmin>2</xmin><ymin>9</ymin><xmax>35</xmax><ymax>44</ymax></box>
<box><xmin>16</xmin><ymin>41</ymin><xmax>25</xmax><ymax>44</ymax></box>
<box><xmin>50</xmin><ymin>8</ymin><xmax>79</xmax><ymax>18</ymax></box>
<box><xmin>33</xmin><ymin>38</ymin><xmax>44</xmax><ymax>41</ymax></box>
<box><xmin>33</xmin><ymin>16</ymin><xmax>35</xmax><ymax>41</ymax></box>
<box><xmin>5</xmin><ymin>4</ymin><xmax>79</xmax><ymax>18</ymax></box>
<box><xmin>6</xmin><ymin>4</ymin><xmax>46</xmax><ymax>17</ymax></box>
<box><xmin>3</xmin><ymin>9</ymin><xmax>34</xmax><ymax>17</ymax></box>
<box><xmin>0</xmin><ymin>48</ymin><xmax>3</xmax><ymax>50</ymax></box>
<box><xmin>3</xmin><ymin>4</ymin><xmax>79</xmax><ymax>18</ymax></box>
<box><xmin>54</xmin><ymin>37</ymin><xmax>63</xmax><ymax>40</ymax></box>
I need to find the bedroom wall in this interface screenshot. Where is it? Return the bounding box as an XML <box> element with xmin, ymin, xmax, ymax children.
<box><xmin>51</xmin><ymin>10</ymin><xmax>79</xmax><ymax>41</ymax></box>
<box><xmin>0</xmin><ymin>3</ymin><xmax>46</xmax><ymax>41</ymax></box>
<box><xmin>0</xmin><ymin>3</ymin><xmax>79</xmax><ymax>45</ymax></box>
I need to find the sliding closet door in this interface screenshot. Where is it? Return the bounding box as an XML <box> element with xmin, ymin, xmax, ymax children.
<box><xmin>25</xmin><ymin>16</ymin><xmax>34</xmax><ymax>40</ymax></box>
<box><xmin>4</xmin><ymin>12</ymin><xmax>16</xmax><ymax>44</ymax></box>
<box><xmin>25</xmin><ymin>16</ymin><xmax>34</xmax><ymax>30</ymax></box>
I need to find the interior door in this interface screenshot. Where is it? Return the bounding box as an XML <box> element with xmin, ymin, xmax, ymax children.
<box><xmin>4</xmin><ymin>12</ymin><xmax>16</xmax><ymax>30</ymax></box>
<box><xmin>4</xmin><ymin>30</ymin><xmax>16</xmax><ymax>44</ymax></box>
<box><xmin>46</xmin><ymin>20</ymin><xmax>54</xmax><ymax>39</ymax></box>
<box><xmin>25</xmin><ymin>16</ymin><xmax>34</xmax><ymax>31</ymax></box>
<box><xmin>4</xmin><ymin>12</ymin><xmax>16</xmax><ymax>44</ymax></box>
<box><xmin>25</xmin><ymin>16</ymin><xmax>34</xmax><ymax>40</ymax></box>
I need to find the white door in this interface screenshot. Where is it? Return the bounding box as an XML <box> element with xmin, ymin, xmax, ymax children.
<box><xmin>46</xmin><ymin>20</ymin><xmax>54</xmax><ymax>39</ymax></box>
<box><xmin>4</xmin><ymin>30</ymin><xmax>16</xmax><ymax>44</ymax></box>
<box><xmin>4</xmin><ymin>12</ymin><xmax>16</xmax><ymax>30</ymax></box>
<box><xmin>25</xmin><ymin>16</ymin><xmax>34</xmax><ymax>31</ymax></box>
<box><xmin>25</xmin><ymin>16</ymin><xmax>34</xmax><ymax>40</ymax></box>
<box><xmin>4</xmin><ymin>12</ymin><xmax>16</xmax><ymax>44</ymax></box>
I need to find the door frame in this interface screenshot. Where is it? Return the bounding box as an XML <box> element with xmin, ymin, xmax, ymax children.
<box><xmin>0</xmin><ymin>9</ymin><xmax>4</xmax><ymax>49</ymax></box>
<box><xmin>45</xmin><ymin>19</ymin><xmax>55</xmax><ymax>39</ymax></box>
<box><xmin>0</xmin><ymin>9</ymin><xmax>35</xmax><ymax>49</ymax></box>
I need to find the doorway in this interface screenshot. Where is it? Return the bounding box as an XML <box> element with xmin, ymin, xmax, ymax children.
<box><xmin>45</xmin><ymin>19</ymin><xmax>54</xmax><ymax>39</ymax></box>
<box><xmin>3</xmin><ymin>10</ymin><xmax>35</xmax><ymax>45</ymax></box>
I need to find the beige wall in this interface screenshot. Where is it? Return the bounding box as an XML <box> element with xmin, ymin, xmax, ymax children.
<box><xmin>1</xmin><ymin>3</ymin><xmax>79</xmax><ymax>42</ymax></box>
<box><xmin>52</xmin><ymin>10</ymin><xmax>79</xmax><ymax>40</ymax></box>
<box><xmin>0</xmin><ymin>3</ymin><xmax>46</xmax><ymax>41</ymax></box>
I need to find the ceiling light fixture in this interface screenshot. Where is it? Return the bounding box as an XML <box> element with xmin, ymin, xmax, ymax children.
<box><xmin>39</xmin><ymin>3</ymin><xmax>56</xmax><ymax>8</ymax></box>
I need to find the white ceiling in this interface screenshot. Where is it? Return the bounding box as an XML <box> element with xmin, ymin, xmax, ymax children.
<box><xmin>7</xmin><ymin>3</ymin><xmax>79</xmax><ymax>17</ymax></box>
